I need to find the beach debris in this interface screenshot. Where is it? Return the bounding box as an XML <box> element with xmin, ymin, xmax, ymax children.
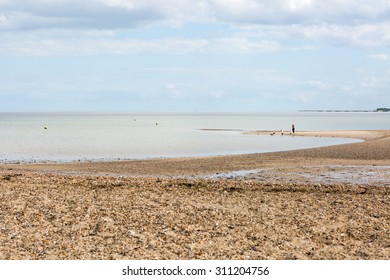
<box><xmin>2</xmin><ymin>173</ymin><xmax>22</xmax><ymax>181</ymax></box>
<box><xmin>2</xmin><ymin>175</ymin><xmax>12</xmax><ymax>181</ymax></box>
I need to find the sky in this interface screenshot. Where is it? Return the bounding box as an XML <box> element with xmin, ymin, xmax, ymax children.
<box><xmin>1</xmin><ymin>0</ymin><xmax>390</xmax><ymax>112</ymax></box>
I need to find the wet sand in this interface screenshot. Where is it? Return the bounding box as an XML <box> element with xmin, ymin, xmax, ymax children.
<box><xmin>0</xmin><ymin>130</ymin><xmax>389</xmax><ymax>259</ymax></box>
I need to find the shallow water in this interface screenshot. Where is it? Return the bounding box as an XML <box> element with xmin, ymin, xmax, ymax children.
<box><xmin>1</xmin><ymin>112</ymin><xmax>387</xmax><ymax>163</ymax></box>
<box><xmin>207</xmin><ymin>165</ymin><xmax>390</xmax><ymax>186</ymax></box>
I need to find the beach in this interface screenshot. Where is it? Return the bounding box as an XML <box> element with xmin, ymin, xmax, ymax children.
<box><xmin>0</xmin><ymin>130</ymin><xmax>389</xmax><ymax>259</ymax></box>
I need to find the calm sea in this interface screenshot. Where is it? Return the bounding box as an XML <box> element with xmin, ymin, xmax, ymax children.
<box><xmin>1</xmin><ymin>112</ymin><xmax>389</xmax><ymax>163</ymax></box>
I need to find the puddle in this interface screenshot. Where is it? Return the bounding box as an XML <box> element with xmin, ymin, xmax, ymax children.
<box><xmin>196</xmin><ymin>165</ymin><xmax>390</xmax><ymax>186</ymax></box>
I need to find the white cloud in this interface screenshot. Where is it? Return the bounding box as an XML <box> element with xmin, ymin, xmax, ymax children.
<box><xmin>1</xmin><ymin>0</ymin><xmax>390</xmax><ymax>57</ymax></box>
<box><xmin>0</xmin><ymin>13</ymin><xmax>7</xmax><ymax>23</ymax></box>
<box><xmin>1</xmin><ymin>0</ymin><xmax>390</xmax><ymax>30</ymax></box>
<box><xmin>297</xmin><ymin>23</ymin><xmax>390</xmax><ymax>47</ymax></box>
<box><xmin>360</xmin><ymin>76</ymin><xmax>389</xmax><ymax>89</ymax></box>
<box><xmin>165</xmin><ymin>83</ymin><xmax>182</xmax><ymax>99</ymax></box>
<box><xmin>339</xmin><ymin>74</ymin><xmax>390</xmax><ymax>95</ymax></box>
<box><xmin>307</xmin><ymin>80</ymin><xmax>329</xmax><ymax>90</ymax></box>
<box><xmin>238</xmin><ymin>22</ymin><xmax>390</xmax><ymax>47</ymax></box>
<box><xmin>210</xmin><ymin>0</ymin><xmax>390</xmax><ymax>25</ymax></box>
<box><xmin>0</xmin><ymin>28</ymin><xmax>283</xmax><ymax>56</ymax></box>
<box><xmin>369</xmin><ymin>53</ymin><xmax>390</xmax><ymax>60</ymax></box>
<box><xmin>288</xmin><ymin>92</ymin><xmax>314</xmax><ymax>104</ymax></box>
<box><xmin>0</xmin><ymin>0</ymin><xmax>212</xmax><ymax>30</ymax></box>
<box><xmin>211</xmin><ymin>37</ymin><xmax>281</xmax><ymax>53</ymax></box>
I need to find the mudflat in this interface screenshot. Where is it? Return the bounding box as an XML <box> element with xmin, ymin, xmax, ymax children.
<box><xmin>0</xmin><ymin>130</ymin><xmax>389</xmax><ymax>259</ymax></box>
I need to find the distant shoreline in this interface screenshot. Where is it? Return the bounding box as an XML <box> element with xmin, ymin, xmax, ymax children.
<box><xmin>299</xmin><ymin>110</ymin><xmax>374</xmax><ymax>112</ymax></box>
<box><xmin>299</xmin><ymin>109</ymin><xmax>389</xmax><ymax>112</ymax></box>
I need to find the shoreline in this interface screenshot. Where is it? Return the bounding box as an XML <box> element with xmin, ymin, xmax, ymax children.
<box><xmin>1</xmin><ymin>130</ymin><xmax>389</xmax><ymax>260</ymax></box>
<box><xmin>2</xmin><ymin>130</ymin><xmax>389</xmax><ymax>179</ymax></box>
<box><xmin>0</xmin><ymin>129</ymin><xmax>364</xmax><ymax>166</ymax></box>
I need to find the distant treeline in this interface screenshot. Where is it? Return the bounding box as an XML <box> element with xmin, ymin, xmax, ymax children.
<box><xmin>300</xmin><ymin>108</ymin><xmax>389</xmax><ymax>112</ymax></box>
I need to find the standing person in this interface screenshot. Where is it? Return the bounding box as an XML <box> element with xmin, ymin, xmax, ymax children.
<box><xmin>292</xmin><ymin>124</ymin><xmax>295</xmax><ymax>134</ymax></box>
